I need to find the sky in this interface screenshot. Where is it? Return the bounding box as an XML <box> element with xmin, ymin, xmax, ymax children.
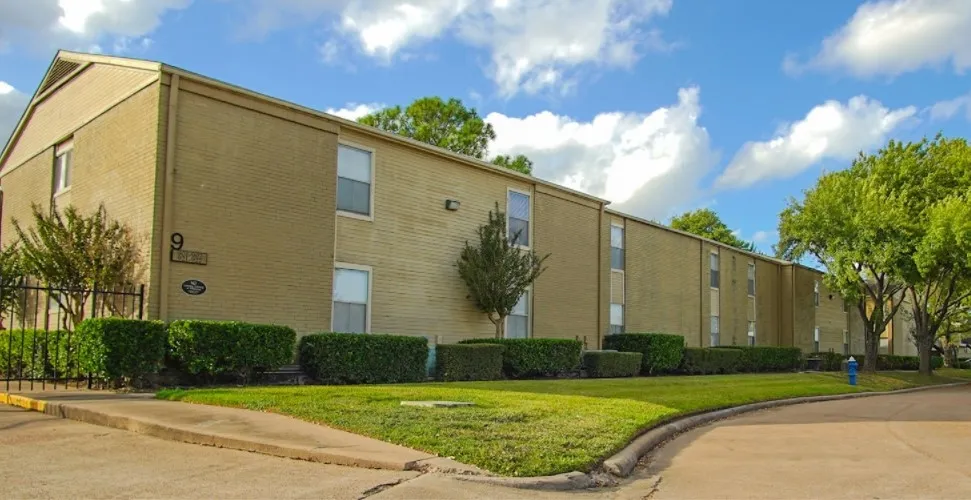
<box><xmin>0</xmin><ymin>0</ymin><xmax>969</xmax><ymax>254</ymax></box>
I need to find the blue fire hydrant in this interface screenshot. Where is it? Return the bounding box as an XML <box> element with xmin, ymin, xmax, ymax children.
<box><xmin>847</xmin><ymin>356</ymin><xmax>858</xmax><ymax>386</ymax></box>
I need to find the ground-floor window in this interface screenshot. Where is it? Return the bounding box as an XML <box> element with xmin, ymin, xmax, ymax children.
<box><xmin>710</xmin><ymin>315</ymin><xmax>720</xmax><ymax>346</ymax></box>
<box><xmin>333</xmin><ymin>264</ymin><xmax>371</xmax><ymax>333</ymax></box>
<box><xmin>843</xmin><ymin>329</ymin><xmax>849</xmax><ymax>355</ymax></box>
<box><xmin>610</xmin><ymin>303</ymin><xmax>624</xmax><ymax>334</ymax></box>
<box><xmin>506</xmin><ymin>290</ymin><xmax>529</xmax><ymax>338</ymax></box>
<box><xmin>813</xmin><ymin>326</ymin><xmax>820</xmax><ymax>352</ymax></box>
<box><xmin>747</xmin><ymin>321</ymin><xmax>755</xmax><ymax>346</ymax></box>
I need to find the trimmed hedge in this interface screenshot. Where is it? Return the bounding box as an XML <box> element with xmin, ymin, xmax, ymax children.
<box><xmin>582</xmin><ymin>351</ymin><xmax>643</xmax><ymax>378</ymax></box>
<box><xmin>168</xmin><ymin>320</ymin><xmax>296</xmax><ymax>381</ymax></box>
<box><xmin>0</xmin><ymin>329</ymin><xmax>74</xmax><ymax>379</ymax></box>
<box><xmin>603</xmin><ymin>333</ymin><xmax>684</xmax><ymax>374</ymax></box>
<box><xmin>815</xmin><ymin>353</ymin><xmax>945</xmax><ymax>371</ymax></box>
<box><xmin>299</xmin><ymin>333</ymin><xmax>428</xmax><ymax>384</ymax></box>
<box><xmin>681</xmin><ymin>347</ymin><xmax>742</xmax><ymax>375</ymax></box>
<box><xmin>816</xmin><ymin>352</ymin><xmax>845</xmax><ymax>371</ymax></box>
<box><xmin>716</xmin><ymin>346</ymin><xmax>803</xmax><ymax>373</ymax></box>
<box><xmin>436</xmin><ymin>344</ymin><xmax>505</xmax><ymax>381</ymax></box>
<box><xmin>459</xmin><ymin>338</ymin><xmax>582</xmax><ymax>378</ymax></box>
<box><xmin>76</xmin><ymin>318</ymin><xmax>166</xmax><ymax>382</ymax></box>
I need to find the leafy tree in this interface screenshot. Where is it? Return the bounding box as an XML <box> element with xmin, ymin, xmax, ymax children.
<box><xmin>670</xmin><ymin>208</ymin><xmax>756</xmax><ymax>252</ymax></box>
<box><xmin>458</xmin><ymin>203</ymin><xmax>549</xmax><ymax>338</ymax></box>
<box><xmin>0</xmin><ymin>243</ymin><xmax>25</xmax><ymax>329</ymax></box>
<box><xmin>777</xmin><ymin>157</ymin><xmax>909</xmax><ymax>372</ymax></box>
<box><xmin>491</xmin><ymin>154</ymin><xmax>533</xmax><ymax>175</ymax></box>
<box><xmin>358</xmin><ymin>96</ymin><xmax>534</xmax><ymax>174</ymax></box>
<box><xmin>13</xmin><ymin>203</ymin><xmax>143</xmax><ymax>329</ymax></box>
<box><xmin>880</xmin><ymin>136</ymin><xmax>971</xmax><ymax>375</ymax></box>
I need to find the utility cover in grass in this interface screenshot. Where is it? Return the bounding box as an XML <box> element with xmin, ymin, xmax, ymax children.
<box><xmin>400</xmin><ymin>401</ymin><xmax>475</xmax><ymax>408</ymax></box>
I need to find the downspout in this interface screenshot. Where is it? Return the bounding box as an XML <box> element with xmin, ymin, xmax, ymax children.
<box><xmin>158</xmin><ymin>74</ymin><xmax>180</xmax><ymax>322</ymax></box>
<box><xmin>699</xmin><ymin>240</ymin><xmax>704</xmax><ymax>348</ymax></box>
<box><xmin>597</xmin><ymin>203</ymin><xmax>604</xmax><ymax>349</ymax></box>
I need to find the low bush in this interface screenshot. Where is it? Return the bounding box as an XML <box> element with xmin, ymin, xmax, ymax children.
<box><xmin>168</xmin><ymin>320</ymin><xmax>296</xmax><ymax>382</ymax></box>
<box><xmin>582</xmin><ymin>350</ymin><xmax>643</xmax><ymax>378</ymax></box>
<box><xmin>459</xmin><ymin>338</ymin><xmax>582</xmax><ymax>378</ymax></box>
<box><xmin>681</xmin><ymin>347</ymin><xmax>742</xmax><ymax>375</ymax></box>
<box><xmin>815</xmin><ymin>352</ymin><xmax>846</xmax><ymax>371</ymax></box>
<box><xmin>834</xmin><ymin>354</ymin><xmax>943</xmax><ymax>371</ymax></box>
<box><xmin>75</xmin><ymin>318</ymin><xmax>166</xmax><ymax>383</ymax></box>
<box><xmin>603</xmin><ymin>333</ymin><xmax>684</xmax><ymax>374</ymax></box>
<box><xmin>435</xmin><ymin>343</ymin><xmax>505</xmax><ymax>381</ymax></box>
<box><xmin>716</xmin><ymin>346</ymin><xmax>803</xmax><ymax>372</ymax></box>
<box><xmin>0</xmin><ymin>329</ymin><xmax>74</xmax><ymax>379</ymax></box>
<box><xmin>299</xmin><ymin>333</ymin><xmax>428</xmax><ymax>384</ymax></box>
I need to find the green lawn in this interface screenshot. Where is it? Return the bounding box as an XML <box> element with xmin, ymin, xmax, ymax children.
<box><xmin>157</xmin><ymin>369</ymin><xmax>971</xmax><ymax>477</ymax></box>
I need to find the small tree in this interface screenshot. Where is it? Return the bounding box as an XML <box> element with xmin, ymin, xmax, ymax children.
<box><xmin>13</xmin><ymin>203</ymin><xmax>142</xmax><ymax>329</ymax></box>
<box><xmin>458</xmin><ymin>203</ymin><xmax>549</xmax><ymax>338</ymax></box>
<box><xmin>0</xmin><ymin>243</ymin><xmax>25</xmax><ymax>328</ymax></box>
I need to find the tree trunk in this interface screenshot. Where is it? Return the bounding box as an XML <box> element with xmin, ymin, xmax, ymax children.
<box><xmin>864</xmin><ymin>328</ymin><xmax>879</xmax><ymax>373</ymax></box>
<box><xmin>918</xmin><ymin>345</ymin><xmax>933</xmax><ymax>376</ymax></box>
<box><xmin>943</xmin><ymin>344</ymin><xmax>959</xmax><ymax>368</ymax></box>
<box><xmin>493</xmin><ymin>315</ymin><xmax>506</xmax><ymax>339</ymax></box>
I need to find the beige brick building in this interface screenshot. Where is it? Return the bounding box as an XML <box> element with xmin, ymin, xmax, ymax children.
<box><xmin>0</xmin><ymin>51</ymin><xmax>914</xmax><ymax>355</ymax></box>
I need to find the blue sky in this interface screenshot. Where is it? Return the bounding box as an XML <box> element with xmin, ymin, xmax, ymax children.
<box><xmin>1</xmin><ymin>0</ymin><xmax>970</xmax><ymax>253</ymax></box>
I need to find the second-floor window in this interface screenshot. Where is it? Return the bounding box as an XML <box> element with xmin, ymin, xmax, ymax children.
<box><xmin>508</xmin><ymin>190</ymin><xmax>530</xmax><ymax>247</ymax></box>
<box><xmin>814</xmin><ymin>281</ymin><xmax>820</xmax><ymax>307</ymax></box>
<box><xmin>747</xmin><ymin>263</ymin><xmax>755</xmax><ymax>296</ymax></box>
<box><xmin>710</xmin><ymin>252</ymin><xmax>720</xmax><ymax>288</ymax></box>
<box><xmin>53</xmin><ymin>140</ymin><xmax>73</xmax><ymax>195</ymax></box>
<box><xmin>337</xmin><ymin>144</ymin><xmax>373</xmax><ymax>217</ymax></box>
<box><xmin>610</xmin><ymin>225</ymin><xmax>624</xmax><ymax>270</ymax></box>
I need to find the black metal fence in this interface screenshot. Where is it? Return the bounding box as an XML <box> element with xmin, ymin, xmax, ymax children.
<box><xmin>1</xmin><ymin>278</ymin><xmax>144</xmax><ymax>392</ymax></box>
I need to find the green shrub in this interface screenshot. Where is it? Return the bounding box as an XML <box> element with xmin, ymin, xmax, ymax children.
<box><xmin>0</xmin><ymin>329</ymin><xmax>74</xmax><ymax>379</ymax></box>
<box><xmin>815</xmin><ymin>352</ymin><xmax>846</xmax><ymax>371</ymax></box>
<box><xmin>459</xmin><ymin>338</ymin><xmax>582</xmax><ymax>378</ymax></box>
<box><xmin>436</xmin><ymin>344</ymin><xmax>505</xmax><ymax>381</ymax></box>
<box><xmin>846</xmin><ymin>354</ymin><xmax>943</xmax><ymax>371</ymax></box>
<box><xmin>75</xmin><ymin>318</ymin><xmax>166</xmax><ymax>382</ymax></box>
<box><xmin>582</xmin><ymin>350</ymin><xmax>643</xmax><ymax>378</ymax></box>
<box><xmin>168</xmin><ymin>320</ymin><xmax>296</xmax><ymax>381</ymax></box>
<box><xmin>716</xmin><ymin>346</ymin><xmax>803</xmax><ymax>372</ymax></box>
<box><xmin>681</xmin><ymin>347</ymin><xmax>742</xmax><ymax>375</ymax></box>
<box><xmin>299</xmin><ymin>333</ymin><xmax>428</xmax><ymax>384</ymax></box>
<box><xmin>603</xmin><ymin>333</ymin><xmax>684</xmax><ymax>374</ymax></box>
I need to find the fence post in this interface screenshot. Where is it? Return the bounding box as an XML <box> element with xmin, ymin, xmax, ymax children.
<box><xmin>138</xmin><ymin>284</ymin><xmax>145</xmax><ymax>320</ymax></box>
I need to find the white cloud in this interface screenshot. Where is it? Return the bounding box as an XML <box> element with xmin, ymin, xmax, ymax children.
<box><xmin>324</xmin><ymin>102</ymin><xmax>384</xmax><ymax>120</ymax></box>
<box><xmin>487</xmin><ymin>86</ymin><xmax>717</xmax><ymax>220</ymax></box>
<box><xmin>928</xmin><ymin>91</ymin><xmax>971</xmax><ymax>121</ymax></box>
<box><xmin>0</xmin><ymin>82</ymin><xmax>30</xmax><ymax>151</ymax></box>
<box><xmin>787</xmin><ymin>0</ymin><xmax>971</xmax><ymax>77</ymax></box>
<box><xmin>239</xmin><ymin>0</ymin><xmax>673</xmax><ymax>96</ymax></box>
<box><xmin>716</xmin><ymin>96</ymin><xmax>916</xmax><ymax>189</ymax></box>
<box><xmin>0</xmin><ymin>0</ymin><xmax>191</xmax><ymax>53</ymax></box>
<box><xmin>752</xmin><ymin>230</ymin><xmax>775</xmax><ymax>244</ymax></box>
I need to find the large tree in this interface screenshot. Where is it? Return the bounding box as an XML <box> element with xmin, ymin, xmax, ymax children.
<box><xmin>777</xmin><ymin>156</ymin><xmax>910</xmax><ymax>372</ymax></box>
<box><xmin>880</xmin><ymin>136</ymin><xmax>971</xmax><ymax>375</ymax></box>
<box><xmin>457</xmin><ymin>203</ymin><xmax>549</xmax><ymax>338</ymax></box>
<box><xmin>358</xmin><ymin>97</ymin><xmax>533</xmax><ymax>174</ymax></box>
<box><xmin>13</xmin><ymin>203</ymin><xmax>143</xmax><ymax>329</ymax></box>
<box><xmin>670</xmin><ymin>208</ymin><xmax>756</xmax><ymax>252</ymax></box>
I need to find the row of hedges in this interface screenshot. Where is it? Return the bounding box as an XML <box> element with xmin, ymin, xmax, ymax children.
<box><xmin>298</xmin><ymin>333</ymin><xmax>428</xmax><ymax>384</ymax></box>
<box><xmin>814</xmin><ymin>352</ymin><xmax>944</xmax><ymax>371</ymax></box>
<box><xmin>582</xmin><ymin>351</ymin><xmax>642</xmax><ymax>378</ymax></box>
<box><xmin>459</xmin><ymin>338</ymin><xmax>582</xmax><ymax>378</ymax></box>
<box><xmin>604</xmin><ymin>333</ymin><xmax>683</xmax><ymax>374</ymax></box>
<box><xmin>716</xmin><ymin>346</ymin><xmax>803</xmax><ymax>372</ymax></box>
<box><xmin>0</xmin><ymin>329</ymin><xmax>76</xmax><ymax>379</ymax></box>
<box><xmin>682</xmin><ymin>347</ymin><xmax>743</xmax><ymax>374</ymax></box>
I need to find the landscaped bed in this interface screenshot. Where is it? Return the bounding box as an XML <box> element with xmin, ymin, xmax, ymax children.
<box><xmin>157</xmin><ymin>369</ymin><xmax>971</xmax><ymax>477</ymax></box>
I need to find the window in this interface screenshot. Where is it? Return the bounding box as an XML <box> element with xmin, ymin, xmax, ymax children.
<box><xmin>710</xmin><ymin>315</ymin><xmax>720</xmax><ymax>346</ymax></box>
<box><xmin>748</xmin><ymin>321</ymin><xmax>756</xmax><ymax>346</ymax></box>
<box><xmin>843</xmin><ymin>329</ymin><xmax>849</xmax><ymax>355</ymax></box>
<box><xmin>337</xmin><ymin>144</ymin><xmax>373</xmax><ymax>217</ymax></box>
<box><xmin>842</xmin><ymin>300</ymin><xmax>849</xmax><ymax>313</ymax></box>
<box><xmin>332</xmin><ymin>265</ymin><xmax>370</xmax><ymax>333</ymax></box>
<box><xmin>610</xmin><ymin>225</ymin><xmax>624</xmax><ymax>270</ymax></box>
<box><xmin>508</xmin><ymin>190</ymin><xmax>530</xmax><ymax>247</ymax></box>
<box><xmin>747</xmin><ymin>263</ymin><xmax>756</xmax><ymax>296</ymax></box>
<box><xmin>813</xmin><ymin>326</ymin><xmax>820</xmax><ymax>352</ymax></box>
<box><xmin>814</xmin><ymin>281</ymin><xmax>820</xmax><ymax>307</ymax></box>
<box><xmin>709</xmin><ymin>252</ymin><xmax>720</xmax><ymax>288</ymax></box>
<box><xmin>610</xmin><ymin>303</ymin><xmax>624</xmax><ymax>334</ymax></box>
<box><xmin>507</xmin><ymin>291</ymin><xmax>529</xmax><ymax>338</ymax></box>
<box><xmin>53</xmin><ymin>140</ymin><xmax>73</xmax><ymax>195</ymax></box>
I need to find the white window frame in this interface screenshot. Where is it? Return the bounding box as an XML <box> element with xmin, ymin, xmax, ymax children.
<box><xmin>336</xmin><ymin>141</ymin><xmax>376</xmax><ymax>222</ymax></box>
<box><xmin>709</xmin><ymin>250</ymin><xmax>720</xmax><ymax>289</ymax></box>
<box><xmin>747</xmin><ymin>262</ymin><xmax>756</xmax><ymax>297</ymax></box>
<box><xmin>814</xmin><ymin>281</ymin><xmax>820</xmax><ymax>307</ymax></box>
<box><xmin>842</xmin><ymin>299</ymin><xmax>849</xmax><ymax>313</ymax></box>
<box><xmin>53</xmin><ymin>139</ymin><xmax>73</xmax><ymax>196</ymax></box>
<box><xmin>843</xmin><ymin>329</ymin><xmax>849</xmax><ymax>355</ymax></box>
<box><xmin>814</xmin><ymin>326</ymin><xmax>820</xmax><ymax>352</ymax></box>
<box><xmin>505</xmin><ymin>286</ymin><xmax>531</xmax><ymax>338</ymax></box>
<box><xmin>506</xmin><ymin>187</ymin><xmax>532</xmax><ymax>249</ymax></box>
<box><xmin>747</xmin><ymin>320</ymin><xmax>756</xmax><ymax>344</ymax></box>
<box><xmin>610</xmin><ymin>303</ymin><xmax>624</xmax><ymax>335</ymax></box>
<box><xmin>710</xmin><ymin>315</ymin><xmax>720</xmax><ymax>346</ymax></box>
<box><xmin>331</xmin><ymin>262</ymin><xmax>372</xmax><ymax>333</ymax></box>
<box><xmin>610</xmin><ymin>223</ymin><xmax>625</xmax><ymax>271</ymax></box>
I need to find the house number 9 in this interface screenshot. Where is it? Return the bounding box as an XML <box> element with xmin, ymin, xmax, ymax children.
<box><xmin>171</xmin><ymin>232</ymin><xmax>184</xmax><ymax>251</ymax></box>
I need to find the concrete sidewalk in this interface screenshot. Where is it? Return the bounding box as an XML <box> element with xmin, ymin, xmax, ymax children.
<box><xmin>0</xmin><ymin>390</ymin><xmax>442</xmax><ymax>472</ymax></box>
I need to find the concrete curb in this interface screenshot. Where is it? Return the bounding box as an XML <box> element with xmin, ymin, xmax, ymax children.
<box><xmin>0</xmin><ymin>392</ymin><xmax>422</xmax><ymax>471</ymax></box>
<box><xmin>453</xmin><ymin>381</ymin><xmax>970</xmax><ymax>490</ymax></box>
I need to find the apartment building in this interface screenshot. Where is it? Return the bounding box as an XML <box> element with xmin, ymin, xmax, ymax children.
<box><xmin>0</xmin><ymin>51</ymin><xmax>903</xmax><ymax>354</ymax></box>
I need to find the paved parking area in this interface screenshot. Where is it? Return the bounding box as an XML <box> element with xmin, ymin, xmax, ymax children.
<box><xmin>632</xmin><ymin>386</ymin><xmax>971</xmax><ymax>499</ymax></box>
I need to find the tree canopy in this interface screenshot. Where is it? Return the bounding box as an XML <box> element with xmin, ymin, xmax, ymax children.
<box><xmin>669</xmin><ymin>208</ymin><xmax>756</xmax><ymax>252</ymax></box>
<box><xmin>358</xmin><ymin>96</ymin><xmax>533</xmax><ymax>175</ymax></box>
